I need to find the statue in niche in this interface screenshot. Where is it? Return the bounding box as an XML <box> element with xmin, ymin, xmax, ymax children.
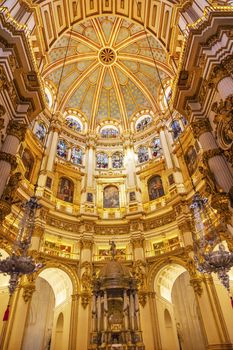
<box><xmin>57</xmin><ymin>177</ymin><xmax>74</xmax><ymax>203</ymax></box>
<box><xmin>103</xmin><ymin>185</ymin><xmax>119</xmax><ymax>208</ymax></box>
<box><xmin>148</xmin><ymin>175</ymin><xmax>164</xmax><ymax>201</ymax></box>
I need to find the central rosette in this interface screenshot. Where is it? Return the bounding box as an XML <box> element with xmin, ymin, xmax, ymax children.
<box><xmin>99</xmin><ymin>47</ymin><xmax>116</xmax><ymax>65</ymax></box>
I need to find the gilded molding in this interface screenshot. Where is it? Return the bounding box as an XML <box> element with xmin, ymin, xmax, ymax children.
<box><xmin>131</xmin><ymin>237</ymin><xmax>144</xmax><ymax>249</ymax></box>
<box><xmin>186</xmin><ymin>257</ymin><xmax>203</xmax><ymax>296</ymax></box>
<box><xmin>191</xmin><ymin>118</ymin><xmax>212</xmax><ymax>139</ymax></box>
<box><xmin>0</xmin><ymin>66</ymin><xmax>9</xmax><ymax>91</ymax></box>
<box><xmin>22</xmin><ymin>282</ymin><xmax>36</xmax><ymax>302</ymax></box>
<box><xmin>6</xmin><ymin>121</ymin><xmax>27</xmax><ymax>142</ymax></box>
<box><xmin>80</xmin><ymin>239</ymin><xmax>93</xmax><ymax>249</ymax></box>
<box><xmin>0</xmin><ymin>152</ymin><xmax>17</xmax><ymax>170</ymax></box>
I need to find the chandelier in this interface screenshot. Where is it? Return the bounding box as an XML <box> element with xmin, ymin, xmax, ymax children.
<box><xmin>190</xmin><ymin>192</ymin><xmax>233</xmax><ymax>291</ymax></box>
<box><xmin>0</xmin><ymin>23</ymin><xmax>73</xmax><ymax>297</ymax></box>
<box><xmin>0</xmin><ymin>196</ymin><xmax>43</xmax><ymax>295</ymax></box>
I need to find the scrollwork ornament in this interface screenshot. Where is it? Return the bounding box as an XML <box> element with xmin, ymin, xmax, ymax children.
<box><xmin>81</xmin><ymin>291</ymin><xmax>91</xmax><ymax>309</ymax></box>
<box><xmin>1</xmin><ymin>172</ymin><xmax>21</xmax><ymax>204</ymax></box>
<box><xmin>6</xmin><ymin>121</ymin><xmax>27</xmax><ymax>142</ymax></box>
<box><xmin>0</xmin><ymin>152</ymin><xmax>17</xmax><ymax>170</ymax></box>
<box><xmin>189</xmin><ymin>277</ymin><xmax>203</xmax><ymax>296</ymax></box>
<box><xmin>0</xmin><ymin>66</ymin><xmax>9</xmax><ymax>91</ymax></box>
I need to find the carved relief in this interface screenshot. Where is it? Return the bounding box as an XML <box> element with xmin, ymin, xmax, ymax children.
<box><xmin>1</xmin><ymin>172</ymin><xmax>21</xmax><ymax>204</ymax></box>
<box><xmin>191</xmin><ymin>118</ymin><xmax>212</xmax><ymax>139</ymax></box>
<box><xmin>0</xmin><ymin>152</ymin><xmax>17</xmax><ymax>170</ymax></box>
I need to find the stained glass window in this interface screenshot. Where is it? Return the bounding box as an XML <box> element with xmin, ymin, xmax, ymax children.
<box><xmin>71</xmin><ymin>147</ymin><xmax>82</xmax><ymax>165</ymax></box>
<box><xmin>35</xmin><ymin>122</ymin><xmax>46</xmax><ymax>143</ymax></box>
<box><xmin>138</xmin><ymin>146</ymin><xmax>149</xmax><ymax>163</ymax></box>
<box><xmin>65</xmin><ymin>117</ymin><xmax>82</xmax><ymax>132</ymax></box>
<box><xmin>171</xmin><ymin>120</ymin><xmax>182</xmax><ymax>140</ymax></box>
<box><xmin>136</xmin><ymin>116</ymin><xmax>152</xmax><ymax>132</ymax></box>
<box><xmin>100</xmin><ymin>127</ymin><xmax>119</xmax><ymax>138</ymax></box>
<box><xmin>151</xmin><ymin>138</ymin><xmax>162</xmax><ymax>158</ymax></box>
<box><xmin>96</xmin><ymin>153</ymin><xmax>108</xmax><ymax>168</ymax></box>
<box><xmin>57</xmin><ymin>139</ymin><xmax>68</xmax><ymax>159</ymax></box>
<box><xmin>112</xmin><ymin>152</ymin><xmax>123</xmax><ymax>168</ymax></box>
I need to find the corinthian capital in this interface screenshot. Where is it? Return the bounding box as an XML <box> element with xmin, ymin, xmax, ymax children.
<box><xmin>6</xmin><ymin>120</ymin><xmax>27</xmax><ymax>142</ymax></box>
<box><xmin>191</xmin><ymin>118</ymin><xmax>212</xmax><ymax>139</ymax></box>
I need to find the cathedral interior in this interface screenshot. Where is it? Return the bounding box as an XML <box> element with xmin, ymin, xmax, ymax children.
<box><xmin>0</xmin><ymin>0</ymin><xmax>233</xmax><ymax>349</ymax></box>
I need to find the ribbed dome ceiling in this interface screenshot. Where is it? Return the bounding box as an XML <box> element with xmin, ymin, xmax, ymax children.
<box><xmin>43</xmin><ymin>16</ymin><xmax>173</xmax><ymax>131</ymax></box>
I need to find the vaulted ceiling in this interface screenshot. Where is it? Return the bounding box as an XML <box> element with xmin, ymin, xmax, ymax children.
<box><xmin>42</xmin><ymin>16</ymin><xmax>174</xmax><ymax>130</ymax></box>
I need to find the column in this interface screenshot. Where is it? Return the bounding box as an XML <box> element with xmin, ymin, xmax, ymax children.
<box><xmin>46</xmin><ymin>125</ymin><xmax>60</xmax><ymax>172</ymax></box>
<box><xmin>123</xmin><ymin>290</ymin><xmax>129</xmax><ymax>331</ymax></box>
<box><xmin>159</xmin><ymin>126</ymin><xmax>173</xmax><ymax>169</ymax></box>
<box><xmin>129</xmin><ymin>292</ymin><xmax>135</xmax><ymax>331</ymax></box>
<box><xmin>67</xmin><ymin>147</ymin><xmax>72</xmax><ymax>162</ymax></box>
<box><xmin>97</xmin><ymin>294</ymin><xmax>101</xmax><ymax>332</ymax></box>
<box><xmin>91</xmin><ymin>294</ymin><xmax>97</xmax><ymax>332</ymax></box>
<box><xmin>103</xmin><ymin>290</ymin><xmax>108</xmax><ymax>332</ymax></box>
<box><xmin>1</xmin><ymin>279</ymin><xmax>35</xmax><ymax>350</ymax></box>
<box><xmin>193</xmin><ymin>275</ymin><xmax>233</xmax><ymax>349</ymax></box>
<box><xmin>131</xmin><ymin>236</ymin><xmax>145</xmax><ymax>261</ymax></box>
<box><xmin>191</xmin><ymin>119</ymin><xmax>233</xmax><ymax>192</ymax></box>
<box><xmin>68</xmin><ymin>293</ymin><xmax>79</xmax><ymax>350</ymax></box>
<box><xmin>217</xmin><ymin>77</ymin><xmax>233</xmax><ymax>100</ymax></box>
<box><xmin>0</xmin><ymin>121</ymin><xmax>26</xmax><ymax>196</ymax></box>
<box><xmin>134</xmin><ymin>291</ymin><xmax>141</xmax><ymax>331</ymax></box>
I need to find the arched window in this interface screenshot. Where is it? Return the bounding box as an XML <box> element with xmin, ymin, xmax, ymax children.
<box><xmin>112</xmin><ymin>152</ymin><xmax>123</xmax><ymax>168</ymax></box>
<box><xmin>57</xmin><ymin>177</ymin><xmax>74</xmax><ymax>203</ymax></box>
<box><xmin>171</xmin><ymin>120</ymin><xmax>182</xmax><ymax>140</ymax></box>
<box><xmin>184</xmin><ymin>145</ymin><xmax>198</xmax><ymax>176</ymax></box>
<box><xmin>35</xmin><ymin>122</ymin><xmax>46</xmax><ymax>143</ymax></box>
<box><xmin>22</xmin><ymin>149</ymin><xmax>34</xmax><ymax>181</ymax></box>
<box><xmin>103</xmin><ymin>185</ymin><xmax>119</xmax><ymax>208</ymax></box>
<box><xmin>148</xmin><ymin>175</ymin><xmax>164</xmax><ymax>201</ymax></box>
<box><xmin>135</xmin><ymin>115</ymin><xmax>152</xmax><ymax>132</ymax></box>
<box><xmin>151</xmin><ymin>138</ymin><xmax>162</xmax><ymax>158</ymax></box>
<box><xmin>57</xmin><ymin>140</ymin><xmax>68</xmax><ymax>159</ymax></box>
<box><xmin>96</xmin><ymin>153</ymin><xmax>108</xmax><ymax>169</ymax></box>
<box><xmin>65</xmin><ymin>116</ymin><xmax>82</xmax><ymax>132</ymax></box>
<box><xmin>71</xmin><ymin>147</ymin><xmax>82</xmax><ymax>165</ymax></box>
<box><xmin>138</xmin><ymin>146</ymin><xmax>149</xmax><ymax>163</ymax></box>
<box><xmin>100</xmin><ymin>126</ymin><xmax>119</xmax><ymax>138</ymax></box>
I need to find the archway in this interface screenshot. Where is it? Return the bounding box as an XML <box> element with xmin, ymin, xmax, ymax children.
<box><xmin>22</xmin><ymin>267</ymin><xmax>73</xmax><ymax>350</ymax></box>
<box><xmin>154</xmin><ymin>263</ymin><xmax>205</xmax><ymax>350</ymax></box>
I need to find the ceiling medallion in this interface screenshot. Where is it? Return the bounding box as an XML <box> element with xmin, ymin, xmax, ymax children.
<box><xmin>99</xmin><ymin>47</ymin><xmax>116</xmax><ymax>65</ymax></box>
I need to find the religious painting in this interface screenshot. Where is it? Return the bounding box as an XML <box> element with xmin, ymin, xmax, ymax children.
<box><xmin>168</xmin><ymin>174</ymin><xmax>175</xmax><ymax>186</ymax></box>
<box><xmin>57</xmin><ymin>177</ymin><xmax>74</xmax><ymax>203</ymax></box>
<box><xmin>148</xmin><ymin>175</ymin><xmax>164</xmax><ymax>201</ymax></box>
<box><xmin>103</xmin><ymin>185</ymin><xmax>119</xmax><ymax>208</ymax></box>
<box><xmin>129</xmin><ymin>191</ymin><xmax>136</xmax><ymax>202</ymax></box>
<box><xmin>151</xmin><ymin>138</ymin><xmax>162</xmax><ymax>158</ymax></box>
<box><xmin>184</xmin><ymin>145</ymin><xmax>198</xmax><ymax>176</ymax></box>
<box><xmin>46</xmin><ymin>176</ymin><xmax>52</xmax><ymax>189</ymax></box>
<box><xmin>87</xmin><ymin>192</ymin><xmax>93</xmax><ymax>202</ymax></box>
<box><xmin>22</xmin><ymin>149</ymin><xmax>34</xmax><ymax>181</ymax></box>
<box><xmin>153</xmin><ymin>241</ymin><xmax>164</xmax><ymax>255</ymax></box>
<box><xmin>96</xmin><ymin>152</ymin><xmax>108</xmax><ymax>169</ymax></box>
<box><xmin>138</xmin><ymin>146</ymin><xmax>149</xmax><ymax>163</ymax></box>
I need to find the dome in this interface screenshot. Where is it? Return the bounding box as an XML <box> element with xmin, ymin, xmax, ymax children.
<box><xmin>99</xmin><ymin>259</ymin><xmax>131</xmax><ymax>279</ymax></box>
<box><xmin>43</xmin><ymin>16</ymin><xmax>172</xmax><ymax>131</ymax></box>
